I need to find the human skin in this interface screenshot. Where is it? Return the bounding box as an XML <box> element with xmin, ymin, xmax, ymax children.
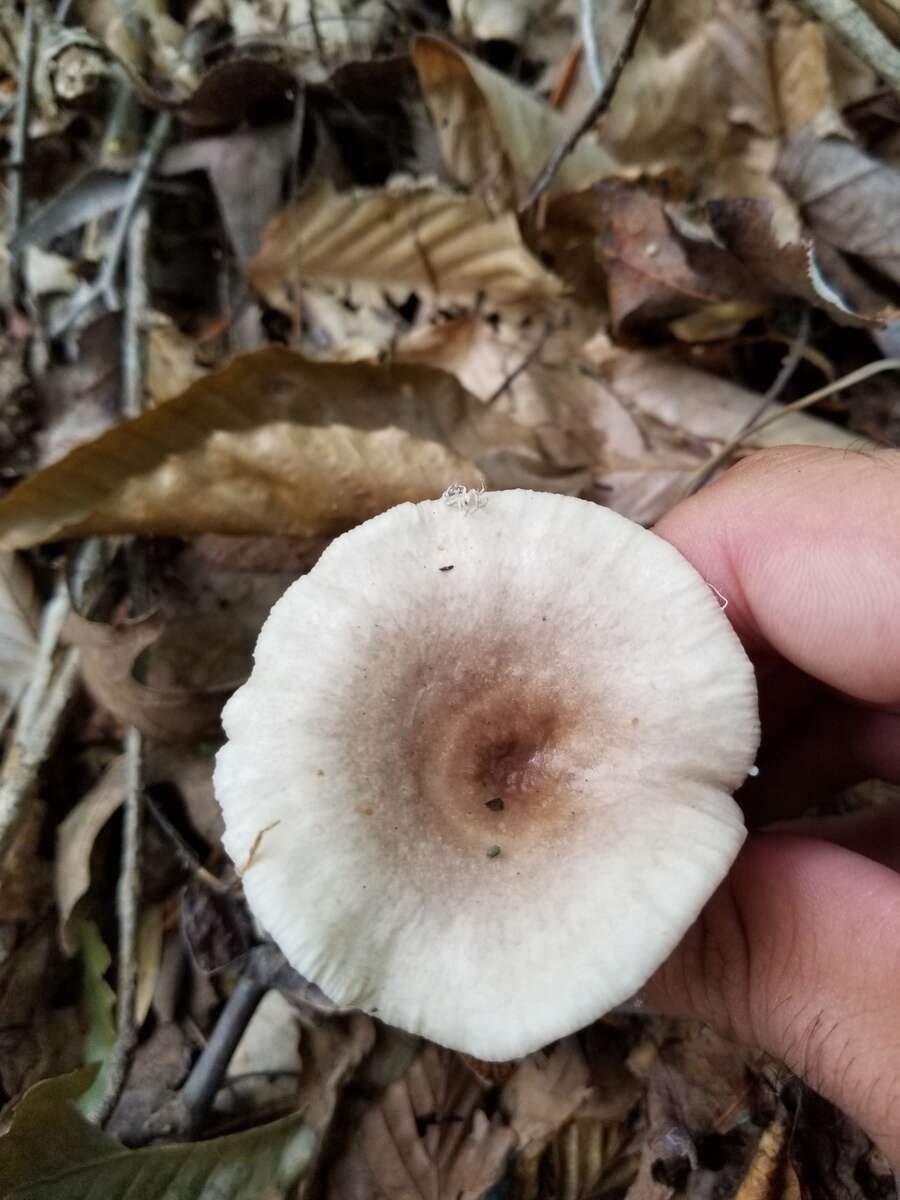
<box><xmin>647</xmin><ymin>445</ymin><xmax>900</xmax><ymax>1163</ymax></box>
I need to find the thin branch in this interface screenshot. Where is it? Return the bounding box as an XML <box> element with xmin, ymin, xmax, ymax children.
<box><xmin>49</xmin><ymin>113</ymin><xmax>171</xmax><ymax>338</ymax></box>
<box><xmin>521</xmin><ymin>0</ymin><xmax>654</xmax><ymax>211</ymax></box>
<box><xmin>686</xmin><ymin>309</ymin><xmax>811</xmax><ymax>497</ymax></box>
<box><xmin>122</xmin><ymin>205</ymin><xmax>149</xmax><ymax>419</ymax></box>
<box><xmin>91</xmin><ymin>727</ymin><xmax>144</xmax><ymax>1126</ymax></box>
<box><xmin>484</xmin><ymin>325</ymin><xmax>552</xmax><ymax>404</ymax></box>
<box><xmin>0</xmin><ymin>646</ymin><xmax>81</xmax><ymax>861</ymax></box>
<box><xmin>580</xmin><ymin>0</ymin><xmax>605</xmax><ymax>92</ymax></box>
<box><xmin>681</xmin><ymin>356</ymin><xmax>900</xmax><ymax>500</ymax></box>
<box><xmin>180</xmin><ymin>974</ymin><xmax>267</xmax><ymax>1135</ymax></box>
<box><xmin>8</xmin><ymin>1</ymin><xmax>38</xmax><ymax>305</ymax></box>
<box><xmin>15</xmin><ymin>576</ymin><xmax>71</xmax><ymax>733</ymax></box>
<box><xmin>795</xmin><ymin>0</ymin><xmax>900</xmax><ymax>90</ymax></box>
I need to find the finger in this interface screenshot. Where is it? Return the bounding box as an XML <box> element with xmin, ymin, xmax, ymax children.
<box><xmin>770</xmin><ymin>803</ymin><xmax>900</xmax><ymax>873</ymax></box>
<box><xmin>741</xmin><ymin>705</ymin><xmax>900</xmax><ymax>826</ymax></box>
<box><xmin>645</xmin><ymin>834</ymin><xmax>900</xmax><ymax>1165</ymax></box>
<box><xmin>654</xmin><ymin>447</ymin><xmax>900</xmax><ymax>706</ymax></box>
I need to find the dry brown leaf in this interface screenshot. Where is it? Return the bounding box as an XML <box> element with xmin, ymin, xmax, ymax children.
<box><xmin>0</xmin><ymin>350</ymin><xmax>536</xmax><ymax>549</ymax></box>
<box><xmin>145</xmin><ymin>315</ymin><xmax>213</xmax><ymax>406</ymax></box>
<box><xmin>546</xmin><ymin>1118</ymin><xmax>638</xmax><ymax>1200</ymax></box>
<box><xmin>64</xmin><ymin>612</ymin><xmax>232</xmax><ymax>741</ymax></box>
<box><xmin>251</xmin><ymin>182</ymin><xmax>562</xmax><ymax>311</ymax></box>
<box><xmin>772</xmin><ymin>19</ymin><xmax>846</xmax><ymax>136</ymax></box>
<box><xmin>501</xmin><ymin>1038</ymin><xmax>593</xmax><ymax>1200</ymax></box>
<box><xmin>778</xmin><ymin>126</ymin><xmax>900</xmax><ymax>291</ymax></box>
<box><xmin>412</xmin><ymin>37</ymin><xmax>617</xmax><ymax>208</ymax></box>
<box><xmin>548</xmin><ymin>185</ymin><xmax>765</xmax><ymax>334</ymax></box>
<box><xmin>54</xmin><ymin>756</ymin><xmax>126</xmax><ymax>955</ymax></box>
<box><xmin>734</xmin><ymin>1117</ymin><xmax>801</xmax><ymax>1200</ymax></box>
<box><xmin>706</xmin><ymin>196</ymin><xmax>900</xmax><ymax>323</ymax></box>
<box><xmin>297</xmin><ymin>1012</ymin><xmax>376</xmax><ymax>1135</ymax></box>
<box><xmin>329</xmin><ymin>1043</ymin><xmax>515</xmax><ymax>1200</ymax></box>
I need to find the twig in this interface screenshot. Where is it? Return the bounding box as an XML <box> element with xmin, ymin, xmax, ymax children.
<box><xmin>580</xmin><ymin>0</ymin><xmax>605</xmax><ymax>92</ymax></box>
<box><xmin>180</xmin><ymin>974</ymin><xmax>266</xmax><ymax>1134</ymax></box>
<box><xmin>122</xmin><ymin>205</ymin><xmax>149</xmax><ymax>419</ymax></box>
<box><xmin>686</xmin><ymin>309</ymin><xmax>810</xmax><ymax>497</ymax></box>
<box><xmin>15</xmin><ymin>575</ymin><xmax>71</xmax><ymax>733</ymax></box>
<box><xmin>680</xmin><ymin>356</ymin><xmax>900</xmax><ymax>500</ymax></box>
<box><xmin>521</xmin><ymin>0</ymin><xmax>653</xmax><ymax>211</ymax></box>
<box><xmin>0</xmin><ymin>646</ymin><xmax>81</xmax><ymax>861</ymax></box>
<box><xmin>91</xmin><ymin>727</ymin><xmax>144</xmax><ymax>1126</ymax></box>
<box><xmin>484</xmin><ymin>325</ymin><xmax>552</xmax><ymax>404</ymax></box>
<box><xmin>8</xmin><ymin>2</ymin><xmax>38</xmax><ymax>305</ymax></box>
<box><xmin>49</xmin><ymin>113</ymin><xmax>171</xmax><ymax>338</ymax></box>
<box><xmin>795</xmin><ymin>0</ymin><xmax>900</xmax><ymax>91</ymax></box>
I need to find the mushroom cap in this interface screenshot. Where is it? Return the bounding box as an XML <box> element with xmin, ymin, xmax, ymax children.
<box><xmin>215</xmin><ymin>489</ymin><xmax>759</xmax><ymax>1060</ymax></box>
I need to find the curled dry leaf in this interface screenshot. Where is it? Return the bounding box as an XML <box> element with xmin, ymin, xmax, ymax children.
<box><xmin>251</xmin><ymin>182</ymin><xmax>562</xmax><ymax>311</ymax></box>
<box><xmin>329</xmin><ymin>1043</ymin><xmax>515</xmax><ymax>1200</ymax></box>
<box><xmin>778</xmin><ymin>126</ymin><xmax>900</xmax><ymax>291</ymax></box>
<box><xmin>548</xmin><ymin>185</ymin><xmax>765</xmax><ymax>334</ymax></box>
<box><xmin>0</xmin><ymin>350</ymin><xmax>534</xmax><ymax>549</ymax></box>
<box><xmin>704</xmin><ymin>197</ymin><xmax>900</xmax><ymax>323</ymax></box>
<box><xmin>411</xmin><ymin>37</ymin><xmax>617</xmax><ymax>208</ymax></box>
<box><xmin>64</xmin><ymin>612</ymin><xmax>232</xmax><ymax>741</ymax></box>
<box><xmin>54</xmin><ymin>756</ymin><xmax>126</xmax><ymax>955</ymax></box>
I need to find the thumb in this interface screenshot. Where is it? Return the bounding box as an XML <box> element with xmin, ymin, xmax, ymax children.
<box><xmin>644</xmin><ymin>834</ymin><xmax>900</xmax><ymax>1165</ymax></box>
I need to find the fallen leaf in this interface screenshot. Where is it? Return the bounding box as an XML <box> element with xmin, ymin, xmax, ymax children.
<box><xmin>772</xmin><ymin>18</ymin><xmax>847</xmax><ymax>136</ymax></box>
<box><xmin>251</xmin><ymin>181</ymin><xmax>562</xmax><ymax>310</ymax></box>
<box><xmin>545</xmin><ymin>1117</ymin><xmax>638</xmax><ymax>1200</ymax></box>
<box><xmin>54</xmin><ymin>757</ymin><xmax>126</xmax><ymax>955</ymax></box>
<box><xmin>296</xmin><ymin>1012</ymin><xmax>376</xmax><ymax>1135</ymax></box>
<box><xmin>548</xmin><ymin>184</ymin><xmax>765</xmax><ymax>334</ymax></box>
<box><xmin>735</xmin><ymin>1116</ymin><xmax>800</xmax><ymax>1200</ymax></box>
<box><xmin>64</xmin><ymin>612</ymin><xmax>231</xmax><ymax>741</ymax></box>
<box><xmin>329</xmin><ymin>1043</ymin><xmax>515</xmax><ymax>1200</ymax></box>
<box><xmin>125</xmin><ymin>57</ymin><xmax>299</xmax><ymax>129</ymax></box>
<box><xmin>502</xmin><ymin>1039</ymin><xmax>593</xmax><ymax>1200</ymax></box>
<box><xmin>135</xmin><ymin>903</ymin><xmax>164</xmax><ymax>1028</ymax></box>
<box><xmin>0</xmin><ymin>1066</ymin><xmax>317</xmax><ymax>1198</ymax></box>
<box><xmin>76</xmin><ymin>918</ymin><xmax>116</xmax><ymax>1118</ymax></box>
<box><xmin>778</xmin><ymin>126</ymin><xmax>900</xmax><ymax>290</ymax></box>
<box><xmin>145</xmin><ymin>314</ymin><xmax>213</xmax><ymax>406</ymax></box>
<box><xmin>705</xmin><ymin>197</ymin><xmax>900</xmax><ymax>323</ymax></box>
<box><xmin>412</xmin><ymin>36</ymin><xmax>616</xmax><ymax>207</ymax></box>
<box><xmin>0</xmin><ymin>552</ymin><xmax>38</xmax><ymax>730</ymax></box>
<box><xmin>161</xmin><ymin>124</ymin><xmax>294</xmax><ymax>263</ymax></box>
<box><xmin>106</xmin><ymin>1022</ymin><xmax>192</xmax><ymax>1145</ymax></box>
<box><xmin>0</xmin><ymin>350</ymin><xmax>532</xmax><ymax>549</ymax></box>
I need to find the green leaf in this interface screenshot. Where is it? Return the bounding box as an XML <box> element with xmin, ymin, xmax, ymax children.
<box><xmin>0</xmin><ymin>1069</ymin><xmax>317</xmax><ymax>1200</ymax></box>
<box><xmin>76</xmin><ymin>919</ymin><xmax>117</xmax><ymax>1117</ymax></box>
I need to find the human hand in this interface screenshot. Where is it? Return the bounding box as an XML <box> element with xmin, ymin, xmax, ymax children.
<box><xmin>647</xmin><ymin>445</ymin><xmax>900</xmax><ymax>1163</ymax></box>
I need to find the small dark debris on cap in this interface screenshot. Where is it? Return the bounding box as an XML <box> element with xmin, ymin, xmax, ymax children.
<box><xmin>485</xmin><ymin>798</ymin><xmax>504</xmax><ymax>812</ymax></box>
<box><xmin>486</xmin><ymin>845</ymin><xmax>501</xmax><ymax>858</ymax></box>
<box><xmin>439</xmin><ymin>564</ymin><xmax>454</xmax><ymax>572</ymax></box>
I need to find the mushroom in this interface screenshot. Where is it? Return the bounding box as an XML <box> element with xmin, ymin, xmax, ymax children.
<box><xmin>214</xmin><ymin>488</ymin><xmax>759</xmax><ymax>1060</ymax></box>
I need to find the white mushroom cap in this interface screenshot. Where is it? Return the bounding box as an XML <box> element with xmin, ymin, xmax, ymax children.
<box><xmin>215</xmin><ymin>489</ymin><xmax>759</xmax><ymax>1060</ymax></box>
